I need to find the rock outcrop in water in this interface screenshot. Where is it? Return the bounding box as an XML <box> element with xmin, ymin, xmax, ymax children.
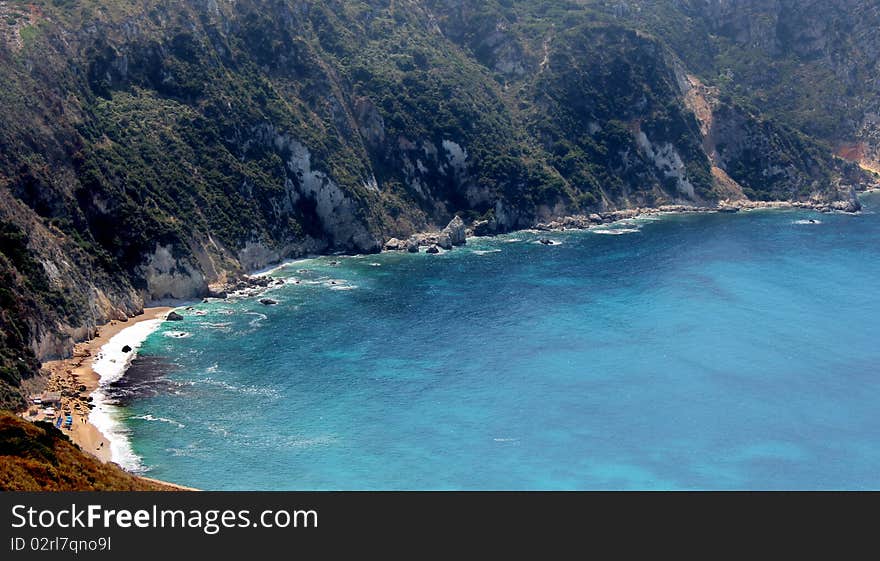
<box><xmin>443</xmin><ymin>216</ymin><xmax>467</xmax><ymax>247</ymax></box>
<box><xmin>406</xmin><ymin>238</ymin><xmax>421</xmax><ymax>253</ymax></box>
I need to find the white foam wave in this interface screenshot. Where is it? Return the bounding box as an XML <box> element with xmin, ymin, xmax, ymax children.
<box><xmin>167</xmin><ymin>445</ymin><xmax>202</xmax><ymax>458</ymax></box>
<box><xmin>199</xmin><ymin>377</ymin><xmax>281</xmax><ymax>398</ymax></box>
<box><xmin>592</xmin><ymin>228</ymin><xmax>641</xmax><ymax>235</ymax></box>
<box><xmin>793</xmin><ymin>219</ymin><xmax>822</xmax><ymax>225</ymax></box>
<box><xmin>473</xmin><ymin>249</ymin><xmax>502</xmax><ymax>255</ymax></box>
<box><xmin>131</xmin><ymin>414</ymin><xmax>186</xmax><ymax>429</ymax></box>
<box><xmin>243</xmin><ymin>312</ymin><xmax>267</xmax><ymax>327</ymax></box>
<box><xmin>89</xmin><ymin>318</ymin><xmax>164</xmax><ymax>472</ymax></box>
<box><xmin>163</xmin><ymin>331</ymin><xmax>192</xmax><ymax>338</ymax></box>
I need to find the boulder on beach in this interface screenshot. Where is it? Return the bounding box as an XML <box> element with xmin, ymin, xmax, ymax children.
<box><xmin>121</xmin><ymin>345</ymin><xmax>132</xmax><ymax>353</ymax></box>
<box><xmin>426</xmin><ymin>245</ymin><xmax>440</xmax><ymax>254</ymax></box>
<box><xmin>166</xmin><ymin>311</ymin><xmax>184</xmax><ymax>321</ymax></box>
<box><xmin>443</xmin><ymin>215</ymin><xmax>467</xmax><ymax>246</ymax></box>
<box><xmin>384</xmin><ymin>237</ymin><xmax>404</xmax><ymax>251</ymax></box>
<box><xmin>260</xmin><ymin>298</ymin><xmax>278</xmax><ymax>306</ymax></box>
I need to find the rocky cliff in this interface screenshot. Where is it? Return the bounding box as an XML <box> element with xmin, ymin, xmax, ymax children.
<box><xmin>600</xmin><ymin>0</ymin><xmax>880</xmax><ymax>170</ymax></box>
<box><xmin>0</xmin><ymin>0</ymin><xmax>876</xmax><ymax>409</ymax></box>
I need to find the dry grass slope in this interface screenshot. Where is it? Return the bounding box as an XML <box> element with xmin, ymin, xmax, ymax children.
<box><xmin>0</xmin><ymin>411</ymin><xmax>173</xmax><ymax>491</ymax></box>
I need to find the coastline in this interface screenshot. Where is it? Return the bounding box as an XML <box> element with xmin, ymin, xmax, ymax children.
<box><xmin>21</xmin><ymin>193</ymin><xmax>875</xmax><ymax>491</ymax></box>
<box><xmin>34</xmin><ymin>306</ymin><xmax>189</xmax><ymax>487</ymax></box>
<box><xmin>228</xmin><ymin>196</ymin><xmax>874</xmax><ymax>286</ymax></box>
<box><xmin>529</xmin><ymin>197</ymin><xmax>865</xmax><ymax>233</ymax></box>
<box><xmin>90</xmin><ymin>191</ymin><xmax>880</xmax><ymax>490</ymax></box>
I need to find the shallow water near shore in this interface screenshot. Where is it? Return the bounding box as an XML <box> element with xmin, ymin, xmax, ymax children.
<box><xmin>112</xmin><ymin>193</ymin><xmax>880</xmax><ymax>489</ymax></box>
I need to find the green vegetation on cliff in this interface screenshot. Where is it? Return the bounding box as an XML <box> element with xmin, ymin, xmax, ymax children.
<box><xmin>0</xmin><ymin>0</ymin><xmax>876</xmax><ymax>412</ymax></box>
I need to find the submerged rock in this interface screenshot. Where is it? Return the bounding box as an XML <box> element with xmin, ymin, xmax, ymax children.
<box><xmin>539</xmin><ymin>238</ymin><xmax>554</xmax><ymax>245</ymax></box>
<box><xmin>166</xmin><ymin>311</ymin><xmax>184</xmax><ymax>321</ymax></box>
<box><xmin>259</xmin><ymin>298</ymin><xmax>278</xmax><ymax>306</ymax></box>
<box><xmin>121</xmin><ymin>345</ymin><xmax>132</xmax><ymax>353</ymax></box>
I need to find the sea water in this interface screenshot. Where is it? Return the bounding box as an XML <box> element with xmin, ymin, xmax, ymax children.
<box><xmin>106</xmin><ymin>193</ymin><xmax>880</xmax><ymax>489</ymax></box>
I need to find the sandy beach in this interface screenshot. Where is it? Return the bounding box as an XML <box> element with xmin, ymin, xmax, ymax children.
<box><xmin>34</xmin><ymin>307</ymin><xmax>173</xmax><ymax>464</ymax></box>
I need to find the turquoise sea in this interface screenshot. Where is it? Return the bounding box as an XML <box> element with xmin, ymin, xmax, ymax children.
<box><xmin>109</xmin><ymin>193</ymin><xmax>880</xmax><ymax>490</ymax></box>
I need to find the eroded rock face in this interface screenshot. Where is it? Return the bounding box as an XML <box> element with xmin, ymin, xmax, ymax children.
<box><xmin>635</xmin><ymin>131</ymin><xmax>697</xmax><ymax>200</ymax></box>
<box><xmin>472</xmin><ymin>218</ymin><xmax>498</xmax><ymax>237</ymax></box>
<box><xmin>436</xmin><ymin>232</ymin><xmax>453</xmax><ymax>250</ymax></box>
<box><xmin>141</xmin><ymin>244</ymin><xmax>207</xmax><ymax>302</ymax></box>
<box><xmin>250</xmin><ymin>125</ymin><xmax>383</xmax><ymax>254</ymax></box>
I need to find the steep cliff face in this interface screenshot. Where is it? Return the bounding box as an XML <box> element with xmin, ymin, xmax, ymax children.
<box><xmin>0</xmin><ymin>0</ymin><xmax>875</xmax><ymax>409</ymax></box>
<box><xmin>600</xmin><ymin>0</ymin><xmax>880</xmax><ymax>170</ymax></box>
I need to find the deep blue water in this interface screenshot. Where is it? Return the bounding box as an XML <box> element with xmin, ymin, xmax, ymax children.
<box><xmin>114</xmin><ymin>194</ymin><xmax>880</xmax><ymax>489</ymax></box>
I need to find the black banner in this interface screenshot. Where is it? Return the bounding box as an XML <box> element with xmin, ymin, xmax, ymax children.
<box><xmin>0</xmin><ymin>492</ymin><xmax>872</xmax><ymax>557</ymax></box>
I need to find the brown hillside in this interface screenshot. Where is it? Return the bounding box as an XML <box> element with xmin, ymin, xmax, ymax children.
<box><xmin>0</xmin><ymin>412</ymin><xmax>175</xmax><ymax>491</ymax></box>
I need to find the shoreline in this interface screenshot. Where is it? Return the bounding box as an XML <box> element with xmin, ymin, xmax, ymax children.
<box><xmin>221</xmin><ymin>195</ymin><xmax>875</xmax><ymax>286</ymax></box>
<box><xmin>529</xmin><ymin>197</ymin><xmax>866</xmax><ymax>233</ymax></box>
<box><xmin>34</xmin><ymin>306</ymin><xmax>185</xmax><ymax>487</ymax></box>
<box><xmin>20</xmin><ymin>192</ymin><xmax>877</xmax><ymax>491</ymax></box>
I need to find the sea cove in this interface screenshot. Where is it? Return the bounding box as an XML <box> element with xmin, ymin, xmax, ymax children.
<box><xmin>104</xmin><ymin>194</ymin><xmax>880</xmax><ymax>490</ymax></box>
